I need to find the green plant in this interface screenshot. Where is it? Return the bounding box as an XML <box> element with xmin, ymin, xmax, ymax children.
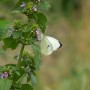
<box><xmin>0</xmin><ymin>0</ymin><xmax>50</xmax><ymax>90</ymax></box>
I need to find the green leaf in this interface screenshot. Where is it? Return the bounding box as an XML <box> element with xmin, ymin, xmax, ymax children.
<box><xmin>0</xmin><ymin>79</ymin><xmax>12</xmax><ymax>90</ymax></box>
<box><xmin>12</xmin><ymin>10</ymin><xmax>21</xmax><ymax>14</ymax></box>
<box><xmin>0</xmin><ymin>20</ymin><xmax>10</xmax><ymax>28</ymax></box>
<box><xmin>31</xmin><ymin>44</ymin><xmax>42</xmax><ymax>70</ymax></box>
<box><xmin>20</xmin><ymin>74</ymin><xmax>28</xmax><ymax>84</ymax></box>
<box><xmin>38</xmin><ymin>0</ymin><xmax>50</xmax><ymax>11</ymax></box>
<box><xmin>0</xmin><ymin>20</ymin><xmax>10</xmax><ymax>40</ymax></box>
<box><xmin>3</xmin><ymin>37</ymin><xmax>19</xmax><ymax>50</ymax></box>
<box><xmin>12</xmin><ymin>31</ymin><xmax>22</xmax><ymax>39</ymax></box>
<box><xmin>12</xmin><ymin>69</ymin><xmax>25</xmax><ymax>84</ymax></box>
<box><xmin>31</xmin><ymin>74</ymin><xmax>37</xmax><ymax>85</ymax></box>
<box><xmin>13</xmin><ymin>0</ymin><xmax>31</xmax><ymax>9</ymax></box>
<box><xmin>20</xmin><ymin>84</ymin><xmax>33</xmax><ymax>90</ymax></box>
<box><xmin>0</xmin><ymin>28</ymin><xmax>8</xmax><ymax>40</ymax></box>
<box><xmin>36</xmin><ymin>13</ymin><xmax>47</xmax><ymax>33</ymax></box>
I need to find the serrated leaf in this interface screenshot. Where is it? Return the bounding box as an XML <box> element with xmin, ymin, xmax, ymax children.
<box><xmin>36</xmin><ymin>13</ymin><xmax>47</xmax><ymax>33</ymax></box>
<box><xmin>3</xmin><ymin>37</ymin><xmax>19</xmax><ymax>50</ymax></box>
<box><xmin>20</xmin><ymin>84</ymin><xmax>33</xmax><ymax>90</ymax></box>
<box><xmin>31</xmin><ymin>44</ymin><xmax>42</xmax><ymax>70</ymax></box>
<box><xmin>0</xmin><ymin>78</ymin><xmax>12</xmax><ymax>90</ymax></box>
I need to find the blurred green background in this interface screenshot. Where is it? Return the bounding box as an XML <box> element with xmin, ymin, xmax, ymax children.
<box><xmin>0</xmin><ymin>0</ymin><xmax>90</xmax><ymax>90</ymax></box>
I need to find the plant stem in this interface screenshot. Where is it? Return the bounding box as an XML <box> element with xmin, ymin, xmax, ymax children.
<box><xmin>16</xmin><ymin>73</ymin><xmax>26</xmax><ymax>83</ymax></box>
<box><xmin>18</xmin><ymin>44</ymin><xmax>25</xmax><ymax>67</ymax></box>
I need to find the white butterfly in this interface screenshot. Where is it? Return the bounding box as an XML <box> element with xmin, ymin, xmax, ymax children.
<box><xmin>41</xmin><ymin>34</ymin><xmax>62</xmax><ymax>55</ymax></box>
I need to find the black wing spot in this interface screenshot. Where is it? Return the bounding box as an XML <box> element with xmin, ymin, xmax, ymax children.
<box><xmin>59</xmin><ymin>41</ymin><xmax>63</xmax><ymax>48</ymax></box>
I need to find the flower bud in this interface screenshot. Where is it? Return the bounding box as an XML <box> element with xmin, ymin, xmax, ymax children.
<box><xmin>32</xmin><ymin>5</ymin><xmax>37</xmax><ymax>12</ymax></box>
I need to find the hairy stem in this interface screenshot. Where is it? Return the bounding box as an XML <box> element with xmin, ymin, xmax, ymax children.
<box><xmin>18</xmin><ymin>44</ymin><xmax>25</xmax><ymax>67</ymax></box>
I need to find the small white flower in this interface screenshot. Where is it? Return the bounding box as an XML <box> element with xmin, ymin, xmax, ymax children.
<box><xmin>20</xmin><ymin>2</ymin><xmax>26</xmax><ymax>8</ymax></box>
<box><xmin>38</xmin><ymin>0</ymin><xmax>40</xmax><ymax>2</ymax></box>
<box><xmin>35</xmin><ymin>29</ymin><xmax>41</xmax><ymax>41</ymax></box>
<box><xmin>32</xmin><ymin>5</ymin><xmax>37</xmax><ymax>12</ymax></box>
<box><xmin>7</xmin><ymin>27</ymin><xmax>15</xmax><ymax>36</ymax></box>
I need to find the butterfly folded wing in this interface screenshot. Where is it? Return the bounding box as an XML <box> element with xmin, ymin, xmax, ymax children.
<box><xmin>41</xmin><ymin>35</ymin><xmax>53</xmax><ymax>55</ymax></box>
<box><xmin>46</xmin><ymin>36</ymin><xmax>61</xmax><ymax>51</ymax></box>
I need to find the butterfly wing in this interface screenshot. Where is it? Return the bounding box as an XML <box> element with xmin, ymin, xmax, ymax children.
<box><xmin>41</xmin><ymin>35</ymin><xmax>53</xmax><ymax>55</ymax></box>
<box><xmin>46</xmin><ymin>36</ymin><xmax>61</xmax><ymax>51</ymax></box>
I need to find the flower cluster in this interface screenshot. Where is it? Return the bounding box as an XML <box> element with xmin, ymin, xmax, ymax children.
<box><xmin>20</xmin><ymin>0</ymin><xmax>41</xmax><ymax>14</ymax></box>
<box><xmin>0</xmin><ymin>72</ymin><xmax>9</xmax><ymax>78</ymax></box>
<box><xmin>35</xmin><ymin>29</ymin><xmax>41</xmax><ymax>41</ymax></box>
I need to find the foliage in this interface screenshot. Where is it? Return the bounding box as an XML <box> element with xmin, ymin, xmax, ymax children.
<box><xmin>0</xmin><ymin>0</ymin><xmax>50</xmax><ymax>89</ymax></box>
<box><xmin>0</xmin><ymin>20</ymin><xmax>10</xmax><ymax>40</ymax></box>
<box><xmin>0</xmin><ymin>79</ymin><xmax>12</xmax><ymax>90</ymax></box>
